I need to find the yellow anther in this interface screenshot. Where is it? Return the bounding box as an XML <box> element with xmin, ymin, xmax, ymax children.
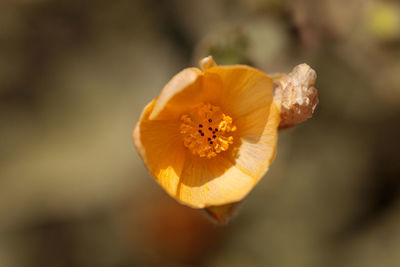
<box><xmin>180</xmin><ymin>103</ymin><xmax>236</xmax><ymax>158</ymax></box>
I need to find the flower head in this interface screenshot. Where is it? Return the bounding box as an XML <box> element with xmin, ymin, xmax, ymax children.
<box><xmin>133</xmin><ymin>56</ymin><xmax>280</xmax><ymax>208</ymax></box>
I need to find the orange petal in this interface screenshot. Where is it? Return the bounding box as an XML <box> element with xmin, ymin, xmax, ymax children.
<box><xmin>176</xmin><ymin>155</ymin><xmax>255</xmax><ymax>208</ymax></box>
<box><xmin>234</xmin><ymin>102</ymin><xmax>280</xmax><ymax>179</ymax></box>
<box><xmin>134</xmin><ymin>100</ymin><xmax>187</xmax><ymax>197</ymax></box>
<box><xmin>202</xmin><ymin>65</ymin><xmax>273</xmax><ymax>119</ymax></box>
<box><xmin>150</xmin><ymin>67</ymin><xmax>203</xmax><ymax>120</ymax></box>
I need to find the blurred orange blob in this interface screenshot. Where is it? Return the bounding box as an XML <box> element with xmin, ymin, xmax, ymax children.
<box><xmin>127</xmin><ymin>193</ymin><xmax>222</xmax><ymax>265</ymax></box>
<box><xmin>133</xmin><ymin>56</ymin><xmax>280</xmax><ymax>208</ymax></box>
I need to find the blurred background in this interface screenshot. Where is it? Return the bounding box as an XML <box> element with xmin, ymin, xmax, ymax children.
<box><xmin>1</xmin><ymin>0</ymin><xmax>400</xmax><ymax>266</ymax></box>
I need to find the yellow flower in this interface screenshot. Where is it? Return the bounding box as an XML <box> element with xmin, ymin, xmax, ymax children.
<box><xmin>133</xmin><ymin>56</ymin><xmax>280</xmax><ymax>208</ymax></box>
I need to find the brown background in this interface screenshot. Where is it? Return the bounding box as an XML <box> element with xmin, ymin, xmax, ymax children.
<box><xmin>1</xmin><ymin>0</ymin><xmax>400</xmax><ymax>266</ymax></box>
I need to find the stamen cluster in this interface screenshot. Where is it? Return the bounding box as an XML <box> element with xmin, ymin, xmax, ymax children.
<box><xmin>180</xmin><ymin>103</ymin><xmax>236</xmax><ymax>158</ymax></box>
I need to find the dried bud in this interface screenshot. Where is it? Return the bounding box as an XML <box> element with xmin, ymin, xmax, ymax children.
<box><xmin>274</xmin><ymin>64</ymin><xmax>319</xmax><ymax>128</ymax></box>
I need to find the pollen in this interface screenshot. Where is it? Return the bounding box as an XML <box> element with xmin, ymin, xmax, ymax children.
<box><xmin>180</xmin><ymin>103</ymin><xmax>236</xmax><ymax>158</ymax></box>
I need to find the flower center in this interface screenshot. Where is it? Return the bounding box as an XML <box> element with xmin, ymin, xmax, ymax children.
<box><xmin>180</xmin><ymin>103</ymin><xmax>236</xmax><ymax>158</ymax></box>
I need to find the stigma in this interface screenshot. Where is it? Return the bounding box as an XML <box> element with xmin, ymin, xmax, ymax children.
<box><xmin>180</xmin><ymin>103</ymin><xmax>236</xmax><ymax>158</ymax></box>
